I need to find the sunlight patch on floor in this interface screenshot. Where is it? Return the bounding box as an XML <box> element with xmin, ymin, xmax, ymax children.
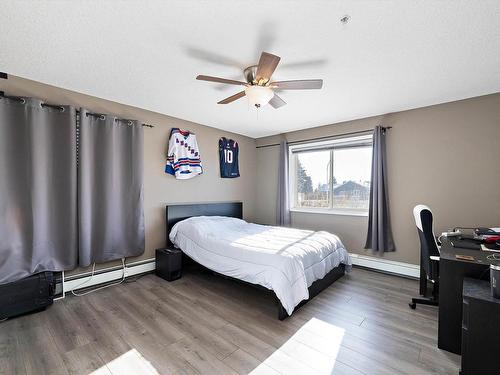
<box><xmin>250</xmin><ymin>318</ymin><xmax>345</xmax><ymax>374</ymax></box>
<box><xmin>91</xmin><ymin>349</ymin><xmax>159</xmax><ymax>375</ymax></box>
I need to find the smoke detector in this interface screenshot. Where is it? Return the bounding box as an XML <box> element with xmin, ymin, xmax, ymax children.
<box><xmin>340</xmin><ymin>15</ymin><xmax>351</xmax><ymax>24</ymax></box>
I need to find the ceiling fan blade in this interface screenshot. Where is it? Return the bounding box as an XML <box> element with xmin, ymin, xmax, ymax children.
<box><xmin>256</xmin><ymin>52</ymin><xmax>281</xmax><ymax>83</ymax></box>
<box><xmin>196</xmin><ymin>75</ymin><xmax>247</xmax><ymax>86</ymax></box>
<box><xmin>217</xmin><ymin>91</ymin><xmax>246</xmax><ymax>104</ymax></box>
<box><xmin>271</xmin><ymin>79</ymin><xmax>323</xmax><ymax>90</ymax></box>
<box><xmin>269</xmin><ymin>93</ymin><xmax>286</xmax><ymax>109</ymax></box>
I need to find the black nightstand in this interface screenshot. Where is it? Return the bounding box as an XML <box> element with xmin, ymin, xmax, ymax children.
<box><xmin>155</xmin><ymin>248</ymin><xmax>182</xmax><ymax>281</ymax></box>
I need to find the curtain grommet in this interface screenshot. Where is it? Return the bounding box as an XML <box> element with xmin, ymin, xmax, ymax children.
<box><xmin>20</xmin><ymin>98</ymin><xmax>26</xmax><ymax>104</ymax></box>
<box><xmin>128</xmin><ymin>120</ymin><xmax>132</xmax><ymax>126</ymax></box>
<box><xmin>99</xmin><ymin>115</ymin><xmax>106</xmax><ymax>121</ymax></box>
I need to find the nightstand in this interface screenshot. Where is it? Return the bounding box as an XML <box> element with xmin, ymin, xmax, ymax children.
<box><xmin>155</xmin><ymin>248</ymin><xmax>182</xmax><ymax>281</ymax></box>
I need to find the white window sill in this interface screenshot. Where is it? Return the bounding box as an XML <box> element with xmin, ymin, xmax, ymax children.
<box><xmin>290</xmin><ymin>208</ymin><xmax>369</xmax><ymax>217</ymax></box>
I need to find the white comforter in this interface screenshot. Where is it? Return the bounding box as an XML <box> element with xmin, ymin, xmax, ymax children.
<box><xmin>169</xmin><ymin>216</ymin><xmax>351</xmax><ymax>315</ymax></box>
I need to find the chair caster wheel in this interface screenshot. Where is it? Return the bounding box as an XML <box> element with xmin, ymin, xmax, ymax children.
<box><xmin>409</xmin><ymin>302</ymin><xmax>416</xmax><ymax>310</ymax></box>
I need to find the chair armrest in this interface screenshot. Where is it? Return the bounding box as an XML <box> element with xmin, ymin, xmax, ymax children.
<box><xmin>435</xmin><ymin>236</ymin><xmax>442</xmax><ymax>246</ymax></box>
<box><xmin>429</xmin><ymin>255</ymin><xmax>440</xmax><ymax>282</ymax></box>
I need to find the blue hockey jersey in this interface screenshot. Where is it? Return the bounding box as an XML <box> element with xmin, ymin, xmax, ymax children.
<box><xmin>219</xmin><ymin>137</ymin><xmax>240</xmax><ymax>178</ymax></box>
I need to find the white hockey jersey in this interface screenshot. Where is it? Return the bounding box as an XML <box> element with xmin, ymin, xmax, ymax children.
<box><xmin>165</xmin><ymin>128</ymin><xmax>203</xmax><ymax>179</ymax></box>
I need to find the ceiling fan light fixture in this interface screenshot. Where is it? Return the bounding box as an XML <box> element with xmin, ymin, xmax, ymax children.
<box><xmin>244</xmin><ymin>85</ymin><xmax>274</xmax><ymax>108</ymax></box>
<box><xmin>197</xmin><ymin>51</ymin><xmax>323</xmax><ymax>108</ymax></box>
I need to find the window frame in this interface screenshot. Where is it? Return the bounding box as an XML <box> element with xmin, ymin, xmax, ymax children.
<box><xmin>288</xmin><ymin>134</ymin><xmax>373</xmax><ymax>217</ymax></box>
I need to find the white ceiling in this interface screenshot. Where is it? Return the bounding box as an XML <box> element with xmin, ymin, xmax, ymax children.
<box><xmin>1</xmin><ymin>1</ymin><xmax>500</xmax><ymax>138</ymax></box>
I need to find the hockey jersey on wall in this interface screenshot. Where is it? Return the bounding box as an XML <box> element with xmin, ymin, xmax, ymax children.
<box><xmin>219</xmin><ymin>137</ymin><xmax>240</xmax><ymax>178</ymax></box>
<box><xmin>165</xmin><ymin>128</ymin><xmax>203</xmax><ymax>179</ymax></box>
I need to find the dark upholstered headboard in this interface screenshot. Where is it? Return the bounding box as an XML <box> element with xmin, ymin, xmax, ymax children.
<box><xmin>165</xmin><ymin>202</ymin><xmax>243</xmax><ymax>246</ymax></box>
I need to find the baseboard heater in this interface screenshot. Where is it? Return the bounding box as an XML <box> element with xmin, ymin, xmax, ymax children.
<box><xmin>57</xmin><ymin>258</ymin><xmax>156</xmax><ymax>299</ymax></box>
<box><xmin>55</xmin><ymin>255</ymin><xmax>417</xmax><ymax>299</ymax></box>
<box><xmin>350</xmin><ymin>254</ymin><xmax>419</xmax><ymax>278</ymax></box>
<box><xmin>0</xmin><ymin>272</ymin><xmax>55</xmax><ymax>320</ymax></box>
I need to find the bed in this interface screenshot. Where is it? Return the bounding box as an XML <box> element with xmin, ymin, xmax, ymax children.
<box><xmin>166</xmin><ymin>202</ymin><xmax>351</xmax><ymax>319</ymax></box>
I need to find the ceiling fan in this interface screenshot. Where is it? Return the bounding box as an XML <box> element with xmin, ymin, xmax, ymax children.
<box><xmin>196</xmin><ymin>52</ymin><xmax>323</xmax><ymax>109</ymax></box>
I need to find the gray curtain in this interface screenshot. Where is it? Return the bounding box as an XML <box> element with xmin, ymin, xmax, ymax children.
<box><xmin>365</xmin><ymin>126</ymin><xmax>395</xmax><ymax>252</ymax></box>
<box><xmin>0</xmin><ymin>97</ymin><xmax>77</xmax><ymax>284</ymax></box>
<box><xmin>276</xmin><ymin>140</ymin><xmax>291</xmax><ymax>226</ymax></box>
<box><xmin>78</xmin><ymin>109</ymin><xmax>145</xmax><ymax>266</ymax></box>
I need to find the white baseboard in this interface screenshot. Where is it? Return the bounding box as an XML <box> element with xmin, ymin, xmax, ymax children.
<box><xmin>59</xmin><ymin>258</ymin><xmax>156</xmax><ymax>298</ymax></box>
<box><xmin>56</xmin><ymin>253</ymin><xmax>417</xmax><ymax>300</ymax></box>
<box><xmin>349</xmin><ymin>253</ymin><xmax>419</xmax><ymax>278</ymax></box>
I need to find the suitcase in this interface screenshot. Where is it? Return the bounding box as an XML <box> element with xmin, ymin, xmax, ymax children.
<box><xmin>0</xmin><ymin>272</ymin><xmax>56</xmax><ymax>320</ymax></box>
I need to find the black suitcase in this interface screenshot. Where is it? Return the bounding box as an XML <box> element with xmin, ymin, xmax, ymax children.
<box><xmin>0</xmin><ymin>272</ymin><xmax>55</xmax><ymax>320</ymax></box>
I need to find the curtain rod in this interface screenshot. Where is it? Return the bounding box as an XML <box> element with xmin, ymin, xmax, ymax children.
<box><xmin>0</xmin><ymin>91</ymin><xmax>154</xmax><ymax>128</ymax></box>
<box><xmin>255</xmin><ymin>126</ymin><xmax>392</xmax><ymax>149</ymax></box>
<box><xmin>76</xmin><ymin>110</ymin><xmax>154</xmax><ymax>128</ymax></box>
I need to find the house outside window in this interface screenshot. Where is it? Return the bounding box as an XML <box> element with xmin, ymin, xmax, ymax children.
<box><xmin>289</xmin><ymin>134</ymin><xmax>372</xmax><ymax>216</ymax></box>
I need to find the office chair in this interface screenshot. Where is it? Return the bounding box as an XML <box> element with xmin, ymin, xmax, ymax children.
<box><xmin>409</xmin><ymin>205</ymin><xmax>440</xmax><ymax>309</ymax></box>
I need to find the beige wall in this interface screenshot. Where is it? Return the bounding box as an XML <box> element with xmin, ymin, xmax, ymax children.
<box><xmin>3</xmin><ymin>75</ymin><xmax>500</xmax><ymax>268</ymax></box>
<box><xmin>0</xmin><ymin>76</ymin><xmax>257</xmax><ymax>274</ymax></box>
<box><xmin>255</xmin><ymin>93</ymin><xmax>500</xmax><ymax>265</ymax></box>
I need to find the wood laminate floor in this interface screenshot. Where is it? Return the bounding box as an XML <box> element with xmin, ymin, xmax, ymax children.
<box><xmin>0</xmin><ymin>268</ymin><xmax>460</xmax><ymax>375</ymax></box>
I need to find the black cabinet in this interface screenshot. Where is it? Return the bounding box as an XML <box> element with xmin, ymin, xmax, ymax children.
<box><xmin>155</xmin><ymin>248</ymin><xmax>182</xmax><ymax>281</ymax></box>
<box><xmin>461</xmin><ymin>278</ymin><xmax>500</xmax><ymax>375</ymax></box>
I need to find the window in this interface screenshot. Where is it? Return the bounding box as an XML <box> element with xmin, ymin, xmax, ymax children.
<box><xmin>289</xmin><ymin>135</ymin><xmax>372</xmax><ymax>215</ymax></box>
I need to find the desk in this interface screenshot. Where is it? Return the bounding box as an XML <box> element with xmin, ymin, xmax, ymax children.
<box><xmin>439</xmin><ymin>238</ymin><xmax>491</xmax><ymax>354</ymax></box>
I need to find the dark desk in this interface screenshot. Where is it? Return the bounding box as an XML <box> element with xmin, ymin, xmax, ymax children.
<box><xmin>439</xmin><ymin>239</ymin><xmax>492</xmax><ymax>354</ymax></box>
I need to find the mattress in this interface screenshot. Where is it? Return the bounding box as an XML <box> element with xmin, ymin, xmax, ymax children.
<box><xmin>169</xmin><ymin>216</ymin><xmax>352</xmax><ymax>315</ymax></box>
